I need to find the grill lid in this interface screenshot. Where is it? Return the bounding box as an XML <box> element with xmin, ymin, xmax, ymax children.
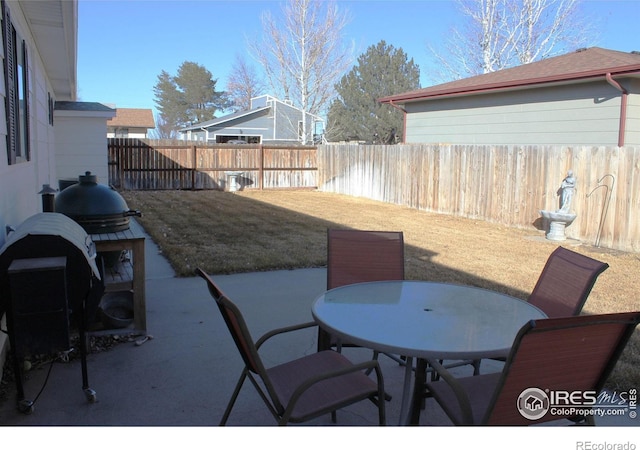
<box><xmin>0</xmin><ymin>212</ymin><xmax>101</xmax><ymax>279</ymax></box>
<box><xmin>54</xmin><ymin>172</ymin><xmax>140</xmax><ymax>234</ymax></box>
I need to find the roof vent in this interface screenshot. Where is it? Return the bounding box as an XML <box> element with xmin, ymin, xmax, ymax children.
<box><xmin>575</xmin><ymin>47</ymin><xmax>588</xmax><ymax>53</ymax></box>
<box><xmin>631</xmin><ymin>51</ymin><xmax>640</xmax><ymax>55</ymax></box>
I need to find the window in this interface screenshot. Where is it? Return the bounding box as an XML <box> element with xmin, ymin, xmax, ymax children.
<box><xmin>216</xmin><ymin>135</ymin><xmax>261</xmax><ymax>144</ymax></box>
<box><xmin>115</xmin><ymin>128</ymin><xmax>129</xmax><ymax>138</ymax></box>
<box><xmin>2</xmin><ymin>1</ymin><xmax>30</xmax><ymax>165</ymax></box>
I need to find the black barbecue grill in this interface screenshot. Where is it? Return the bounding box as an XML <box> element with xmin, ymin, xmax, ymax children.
<box><xmin>54</xmin><ymin>171</ymin><xmax>140</xmax><ymax>234</ymax></box>
<box><xmin>0</xmin><ymin>213</ymin><xmax>104</xmax><ymax>413</ymax></box>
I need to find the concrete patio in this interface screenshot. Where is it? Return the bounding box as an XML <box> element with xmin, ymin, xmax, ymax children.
<box><xmin>0</xmin><ymin>221</ymin><xmax>636</xmax><ymax>439</ymax></box>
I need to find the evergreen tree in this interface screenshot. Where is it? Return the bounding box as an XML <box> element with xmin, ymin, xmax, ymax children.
<box><xmin>153</xmin><ymin>62</ymin><xmax>230</xmax><ymax>132</ymax></box>
<box><xmin>153</xmin><ymin>70</ymin><xmax>186</xmax><ymax>131</ymax></box>
<box><xmin>326</xmin><ymin>41</ymin><xmax>420</xmax><ymax>143</ymax></box>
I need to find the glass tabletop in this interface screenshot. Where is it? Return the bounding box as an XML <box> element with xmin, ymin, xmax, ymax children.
<box><xmin>312</xmin><ymin>280</ymin><xmax>547</xmax><ymax>359</ymax></box>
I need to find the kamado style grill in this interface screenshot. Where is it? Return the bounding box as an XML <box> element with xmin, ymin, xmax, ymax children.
<box><xmin>55</xmin><ymin>171</ymin><xmax>142</xmax><ymax>325</ymax></box>
<box><xmin>55</xmin><ymin>171</ymin><xmax>140</xmax><ymax>234</ymax></box>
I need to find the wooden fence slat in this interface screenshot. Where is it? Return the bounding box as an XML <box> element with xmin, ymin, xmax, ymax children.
<box><xmin>108</xmin><ymin>138</ymin><xmax>318</xmax><ymax>191</ymax></box>
<box><xmin>108</xmin><ymin>139</ymin><xmax>640</xmax><ymax>253</ymax></box>
<box><xmin>317</xmin><ymin>143</ymin><xmax>640</xmax><ymax>253</ymax></box>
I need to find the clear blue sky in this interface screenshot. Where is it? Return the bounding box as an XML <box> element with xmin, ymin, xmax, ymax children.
<box><xmin>77</xmin><ymin>0</ymin><xmax>640</xmax><ymax>115</ymax></box>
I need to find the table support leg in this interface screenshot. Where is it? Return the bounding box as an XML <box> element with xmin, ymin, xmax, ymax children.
<box><xmin>398</xmin><ymin>356</ymin><xmax>414</xmax><ymax>425</ymax></box>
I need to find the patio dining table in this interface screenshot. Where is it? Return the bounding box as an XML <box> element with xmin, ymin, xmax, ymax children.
<box><xmin>311</xmin><ymin>280</ymin><xmax>547</xmax><ymax>425</ymax></box>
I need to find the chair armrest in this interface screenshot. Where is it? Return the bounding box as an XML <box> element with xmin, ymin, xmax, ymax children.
<box><xmin>255</xmin><ymin>321</ymin><xmax>318</xmax><ymax>350</ymax></box>
<box><xmin>427</xmin><ymin>358</ymin><xmax>474</xmax><ymax>425</ymax></box>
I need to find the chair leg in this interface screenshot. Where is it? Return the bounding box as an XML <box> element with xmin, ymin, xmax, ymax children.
<box><xmin>379</xmin><ymin>397</ymin><xmax>386</xmax><ymax>426</ymax></box>
<box><xmin>472</xmin><ymin>359</ymin><xmax>481</xmax><ymax>375</ymax></box>
<box><xmin>365</xmin><ymin>350</ymin><xmax>381</xmax><ymax>375</ymax></box>
<box><xmin>364</xmin><ymin>352</ymin><xmax>393</xmax><ymax>401</ymax></box>
<box><xmin>220</xmin><ymin>370</ymin><xmax>248</xmax><ymax>426</ymax></box>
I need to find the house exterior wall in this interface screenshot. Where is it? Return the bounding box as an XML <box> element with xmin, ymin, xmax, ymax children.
<box><xmin>193</xmin><ymin>111</ymin><xmax>271</xmax><ymax>142</ymax></box>
<box><xmin>404</xmin><ymin>79</ymin><xmax>638</xmax><ymax>146</ymax></box>
<box><xmin>273</xmin><ymin>101</ymin><xmax>302</xmax><ymax>142</ymax></box>
<box><xmin>626</xmin><ymin>79</ymin><xmax>640</xmax><ymax>145</ymax></box>
<box><xmin>273</xmin><ymin>100</ymin><xmax>323</xmax><ymax>144</ymax></box>
<box><xmin>0</xmin><ymin>2</ymin><xmax>57</xmax><ymax>246</ymax></box>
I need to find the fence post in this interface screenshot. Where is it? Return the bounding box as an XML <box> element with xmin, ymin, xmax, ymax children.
<box><xmin>191</xmin><ymin>145</ymin><xmax>197</xmax><ymax>190</ymax></box>
<box><xmin>260</xmin><ymin>145</ymin><xmax>264</xmax><ymax>190</ymax></box>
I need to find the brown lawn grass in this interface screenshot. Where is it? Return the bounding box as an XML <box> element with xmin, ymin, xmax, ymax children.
<box><xmin>122</xmin><ymin>189</ymin><xmax>640</xmax><ymax>390</ymax></box>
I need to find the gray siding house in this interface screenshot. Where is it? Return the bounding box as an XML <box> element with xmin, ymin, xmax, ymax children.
<box><xmin>178</xmin><ymin>95</ymin><xmax>324</xmax><ymax>145</ymax></box>
<box><xmin>380</xmin><ymin>48</ymin><xmax>640</xmax><ymax>146</ymax></box>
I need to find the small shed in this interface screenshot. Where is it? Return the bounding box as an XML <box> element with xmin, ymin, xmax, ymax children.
<box><xmin>54</xmin><ymin>102</ymin><xmax>116</xmax><ymax>186</ymax></box>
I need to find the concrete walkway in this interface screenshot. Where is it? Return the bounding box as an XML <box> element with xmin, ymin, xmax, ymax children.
<box><xmin>0</xmin><ymin>221</ymin><xmax>637</xmax><ymax>438</ymax></box>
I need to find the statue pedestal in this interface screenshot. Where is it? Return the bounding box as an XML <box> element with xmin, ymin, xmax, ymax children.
<box><xmin>547</xmin><ymin>220</ymin><xmax>569</xmax><ymax>241</ymax></box>
<box><xmin>540</xmin><ymin>210</ymin><xmax>577</xmax><ymax>241</ymax></box>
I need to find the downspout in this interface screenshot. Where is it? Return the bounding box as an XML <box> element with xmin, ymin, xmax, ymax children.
<box><xmin>606</xmin><ymin>73</ymin><xmax>628</xmax><ymax>147</ymax></box>
<box><xmin>200</xmin><ymin>127</ymin><xmax>209</xmax><ymax>142</ymax></box>
<box><xmin>388</xmin><ymin>100</ymin><xmax>408</xmax><ymax>143</ymax></box>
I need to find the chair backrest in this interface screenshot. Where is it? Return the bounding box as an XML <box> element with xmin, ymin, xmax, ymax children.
<box><xmin>195</xmin><ymin>268</ymin><xmax>266</xmax><ymax>377</ymax></box>
<box><xmin>326</xmin><ymin>229</ymin><xmax>405</xmax><ymax>290</ymax></box>
<box><xmin>485</xmin><ymin>311</ymin><xmax>640</xmax><ymax>425</ymax></box>
<box><xmin>527</xmin><ymin>246</ymin><xmax>609</xmax><ymax>317</ymax></box>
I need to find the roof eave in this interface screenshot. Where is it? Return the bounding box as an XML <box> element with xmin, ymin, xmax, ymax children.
<box><xmin>21</xmin><ymin>0</ymin><xmax>78</xmax><ymax>101</ymax></box>
<box><xmin>379</xmin><ymin>65</ymin><xmax>640</xmax><ymax>105</ymax></box>
<box><xmin>179</xmin><ymin>107</ymin><xmax>270</xmax><ymax>132</ymax></box>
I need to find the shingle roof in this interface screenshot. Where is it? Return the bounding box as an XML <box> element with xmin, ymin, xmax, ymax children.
<box><xmin>55</xmin><ymin>101</ymin><xmax>114</xmax><ymax>112</ymax></box>
<box><xmin>380</xmin><ymin>47</ymin><xmax>640</xmax><ymax>104</ymax></box>
<box><xmin>178</xmin><ymin>107</ymin><xmax>270</xmax><ymax>132</ymax></box>
<box><xmin>107</xmin><ymin>108</ymin><xmax>155</xmax><ymax>128</ymax></box>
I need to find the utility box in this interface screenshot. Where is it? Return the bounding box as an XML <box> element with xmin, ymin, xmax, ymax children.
<box><xmin>8</xmin><ymin>256</ymin><xmax>70</xmax><ymax>357</ymax></box>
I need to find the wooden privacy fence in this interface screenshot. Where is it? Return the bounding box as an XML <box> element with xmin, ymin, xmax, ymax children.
<box><xmin>317</xmin><ymin>144</ymin><xmax>640</xmax><ymax>253</ymax></box>
<box><xmin>107</xmin><ymin>139</ymin><xmax>640</xmax><ymax>253</ymax></box>
<box><xmin>107</xmin><ymin>138</ymin><xmax>318</xmax><ymax>191</ymax></box>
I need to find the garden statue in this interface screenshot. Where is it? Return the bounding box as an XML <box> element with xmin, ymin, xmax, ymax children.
<box><xmin>539</xmin><ymin>170</ymin><xmax>577</xmax><ymax>241</ymax></box>
<box><xmin>559</xmin><ymin>170</ymin><xmax>576</xmax><ymax>213</ymax></box>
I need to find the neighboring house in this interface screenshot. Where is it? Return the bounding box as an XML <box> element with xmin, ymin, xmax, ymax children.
<box><xmin>379</xmin><ymin>47</ymin><xmax>640</xmax><ymax>146</ymax></box>
<box><xmin>178</xmin><ymin>95</ymin><xmax>325</xmax><ymax>145</ymax></box>
<box><xmin>107</xmin><ymin>108</ymin><xmax>155</xmax><ymax>138</ymax></box>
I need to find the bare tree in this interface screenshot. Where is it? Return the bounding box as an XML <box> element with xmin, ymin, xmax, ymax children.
<box><xmin>429</xmin><ymin>0</ymin><xmax>598</xmax><ymax>82</ymax></box>
<box><xmin>250</xmin><ymin>0</ymin><xmax>353</xmax><ymax>143</ymax></box>
<box><xmin>226</xmin><ymin>55</ymin><xmax>266</xmax><ymax>113</ymax></box>
<box><xmin>150</xmin><ymin>113</ymin><xmax>176</xmax><ymax>139</ymax></box>
<box><xmin>510</xmin><ymin>0</ymin><xmax>595</xmax><ymax>64</ymax></box>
